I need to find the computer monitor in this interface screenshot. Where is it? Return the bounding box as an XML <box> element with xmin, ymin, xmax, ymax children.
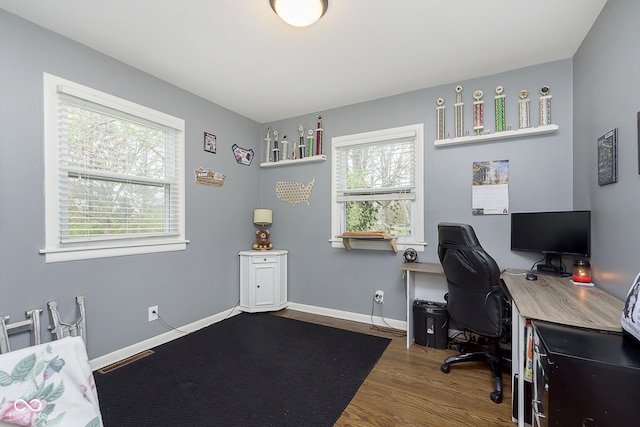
<box><xmin>511</xmin><ymin>210</ymin><xmax>591</xmax><ymax>275</ymax></box>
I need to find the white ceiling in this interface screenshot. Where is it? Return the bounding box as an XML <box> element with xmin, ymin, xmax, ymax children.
<box><xmin>0</xmin><ymin>0</ymin><xmax>607</xmax><ymax>123</ymax></box>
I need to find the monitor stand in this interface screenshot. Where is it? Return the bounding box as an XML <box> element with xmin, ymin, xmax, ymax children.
<box><xmin>536</xmin><ymin>254</ymin><xmax>565</xmax><ymax>276</ymax></box>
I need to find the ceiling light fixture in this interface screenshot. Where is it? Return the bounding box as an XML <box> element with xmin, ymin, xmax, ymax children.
<box><xmin>270</xmin><ymin>0</ymin><xmax>329</xmax><ymax>27</ymax></box>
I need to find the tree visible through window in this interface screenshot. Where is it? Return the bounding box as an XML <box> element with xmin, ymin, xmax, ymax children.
<box><xmin>42</xmin><ymin>73</ymin><xmax>186</xmax><ymax>262</ymax></box>
<box><xmin>62</xmin><ymin>102</ymin><xmax>175</xmax><ymax>240</ymax></box>
<box><xmin>331</xmin><ymin>124</ymin><xmax>424</xmax><ymax>250</ymax></box>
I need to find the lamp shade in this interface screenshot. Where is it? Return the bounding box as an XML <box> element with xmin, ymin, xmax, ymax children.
<box><xmin>270</xmin><ymin>0</ymin><xmax>328</xmax><ymax>27</ymax></box>
<box><xmin>253</xmin><ymin>209</ymin><xmax>273</xmax><ymax>226</ymax></box>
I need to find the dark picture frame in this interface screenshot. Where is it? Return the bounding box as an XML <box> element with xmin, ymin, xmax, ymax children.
<box><xmin>597</xmin><ymin>128</ymin><xmax>618</xmax><ymax>186</ymax></box>
<box><xmin>204</xmin><ymin>132</ymin><xmax>217</xmax><ymax>154</ymax></box>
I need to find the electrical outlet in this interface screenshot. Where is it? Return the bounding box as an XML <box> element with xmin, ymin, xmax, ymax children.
<box><xmin>148</xmin><ymin>305</ymin><xmax>158</xmax><ymax>322</ymax></box>
<box><xmin>374</xmin><ymin>290</ymin><xmax>384</xmax><ymax>304</ymax></box>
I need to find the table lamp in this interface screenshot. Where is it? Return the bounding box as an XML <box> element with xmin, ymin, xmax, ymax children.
<box><xmin>252</xmin><ymin>208</ymin><xmax>273</xmax><ymax>251</ymax></box>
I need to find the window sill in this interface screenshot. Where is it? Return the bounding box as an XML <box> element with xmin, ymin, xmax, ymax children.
<box><xmin>40</xmin><ymin>239</ymin><xmax>189</xmax><ymax>263</ymax></box>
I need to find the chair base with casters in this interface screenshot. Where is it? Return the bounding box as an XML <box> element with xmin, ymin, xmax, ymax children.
<box><xmin>440</xmin><ymin>338</ymin><xmax>503</xmax><ymax>403</ymax></box>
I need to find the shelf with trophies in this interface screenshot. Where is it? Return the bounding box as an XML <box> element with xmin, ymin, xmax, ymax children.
<box><xmin>260</xmin><ymin>115</ymin><xmax>327</xmax><ymax>168</ymax></box>
<box><xmin>434</xmin><ymin>85</ymin><xmax>558</xmax><ymax>148</ymax></box>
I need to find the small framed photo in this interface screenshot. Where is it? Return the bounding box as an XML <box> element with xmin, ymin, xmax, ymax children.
<box><xmin>204</xmin><ymin>132</ymin><xmax>217</xmax><ymax>154</ymax></box>
<box><xmin>597</xmin><ymin>128</ymin><xmax>617</xmax><ymax>186</ymax></box>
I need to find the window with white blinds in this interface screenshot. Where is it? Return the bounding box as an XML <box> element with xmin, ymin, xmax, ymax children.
<box><xmin>42</xmin><ymin>73</ymin><xmax>187</xmax><ymax>262</ymax></box>
<box><xmin>331</xmin><ymin>124</ymin><xmax>425</xmax><ymax>250</ymax></box>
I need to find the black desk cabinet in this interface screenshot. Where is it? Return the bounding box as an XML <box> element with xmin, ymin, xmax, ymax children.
<box><xmin>532</xmin><ymin>321</ymin><xmax>640</xmax><ymax>427</ymax></box>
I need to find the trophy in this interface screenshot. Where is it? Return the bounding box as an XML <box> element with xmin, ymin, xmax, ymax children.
<box><xmin>298</xmin><ymin>124</ymin><xmax>306</xmax><ymax>159</ymax></box>
<box><xmin>518</xmin><ymin>89</ymin><xmax>530</xmax><ymax>129</ymax></box>
<box><xmin>272</xmin><ymin>129</ymin><xmax>280</xmax><ymax>162</ymax></box>
<box><xmin>454</xmin><ymin>85</ymin><xmax>464</xmax><ymax>138</ymax></box>
<box><xmin>264</xmin><ymin>127</ymin><xmax>272</xmax><ymax>163</ymax></box>
<box><xmin>281</xmin><ymin>134</ymin><xmax>289</xmax><ymax>161</ymax></box>
<box><xmin>495</xmin><ymin>86</ymin><xmax>506</xmax><ymax>132</ymax></box>
<box><xmin>436</xmin><ymin>97</ymin><xmax>445</xmax><ymax>140</ymax></box>
<box><xmin>473</xmin><ymin>90</ymin><xmax>484</xmax><ymax>135</ymax></box>
<box><xmin>307</xmin><ymin>129</ymin><xmax>314</xmax><ymax>157</ymax></box>
<box><xmin>539</xmin><ymin>85</ymin><xmax>552</xmax><ymax>126</ymax></box>
<box><xmin>316</xmin><ymin>115</ymin><xmax>323</xmax><ymax>155</ymax></box>
<box><xmin>297</xmin><ymin>124</ymin><xmax>305</xmax><ymax>159</ymax></box>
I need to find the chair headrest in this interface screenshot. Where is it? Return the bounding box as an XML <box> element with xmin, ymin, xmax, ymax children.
<box><xmin>437</xmin><ymin>222</ymin><xmax>480</xmax><ymax>248</ymax></box>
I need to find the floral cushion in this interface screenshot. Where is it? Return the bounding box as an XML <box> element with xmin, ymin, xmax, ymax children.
<box><xmin>0</xmin><ymin>337</ymin><xmax>102</xmax><ymax>427</ymax></box>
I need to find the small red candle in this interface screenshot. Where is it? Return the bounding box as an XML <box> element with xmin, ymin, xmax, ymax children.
<box><xmin>572</xmin><ymin>260</ymin><xmax>591</xmax><ymax>283</ymax></box>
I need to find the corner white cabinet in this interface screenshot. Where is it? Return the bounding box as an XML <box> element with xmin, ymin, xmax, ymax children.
<box><xmin>239</xmin><ymin>249</ymin><xmax>288</xmax><ymax>312</ymax></box>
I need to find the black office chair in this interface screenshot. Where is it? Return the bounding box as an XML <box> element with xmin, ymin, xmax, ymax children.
<box><xmin>437</xmin><ymin>222</ymin><xmax>508</xmax><ymax>404</ymax></box>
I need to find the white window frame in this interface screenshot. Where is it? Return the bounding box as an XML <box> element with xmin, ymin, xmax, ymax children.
<box><xmin>330</xmin><ymin>123</ymin><xmax>425</xmax><ymax>252</ymax></box>
<box><xmin>41</xmin><ymin>73</ymin><xmax>187</xmax><ymax>262</ymax></box>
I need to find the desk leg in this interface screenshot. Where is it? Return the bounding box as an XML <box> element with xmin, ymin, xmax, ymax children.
<box><xmin>511</xmin><ymin>303</ymin><xmax>525</xmax><ymax>427</ymax></box>
<box><xmin>406</xmin><ymin>271</ymin><xmax>415</xmax><ymax>349</ymax></box>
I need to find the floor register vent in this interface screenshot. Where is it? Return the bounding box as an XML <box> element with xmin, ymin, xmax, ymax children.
<box><xmin>97</xmin><ymin>350</ymin><xmax>155</xmax><ymax>374</ymax></box>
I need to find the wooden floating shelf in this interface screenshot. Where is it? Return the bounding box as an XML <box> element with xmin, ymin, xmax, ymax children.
<box><xmin>397</xmin><ymin>262</ymin><xmax>444</xmax><ymax>275</ymax></box>
<box><xmin>338</xmin><ymin>235</ymin><xmax>398</xmax><ymax>253</ymax></box>
<box><xmin>260</xmin><ymin>154</ymin><xmax>326</xmax><ymax>168</ymax></box>
<box><xmin>434</xmin><ymin>124</ymin><xmax>558</xmax><ymax>148</ymax></box>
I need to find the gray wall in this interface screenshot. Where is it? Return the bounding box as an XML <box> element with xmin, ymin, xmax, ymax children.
<box><xmin>5</xmin><ymin>2</ymin><xmax>618</xmax><ymax>361</ymax></box>
<box><xmin>574</xmin><ymin>0</ymin><xmax>640</xmax><ymax>300</ymax></box>
<box><xmin>0</xmin><ymin>10</ymin><xmax>261</xmax><ymax>358</ymax></box>
<box><xmin>262</xmin><ymin>59</ymin><xmax>575</xmax><ymax>321</ymax></box>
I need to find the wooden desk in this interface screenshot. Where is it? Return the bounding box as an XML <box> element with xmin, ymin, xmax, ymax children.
<box><xmin>397</xmin><ymin>262</ymin><xmax>444</xmax><ymax>348</ymax></box>
<box><xmin>502</xmin><ymin>270</ymin><xmax>624</xmax><ymax>426</ymax></box>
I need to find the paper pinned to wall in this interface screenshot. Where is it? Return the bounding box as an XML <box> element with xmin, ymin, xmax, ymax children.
<box><xmin>471</xmin><ymin>160</ymin><xmax>509</xmax><ymax>215</ymax></box>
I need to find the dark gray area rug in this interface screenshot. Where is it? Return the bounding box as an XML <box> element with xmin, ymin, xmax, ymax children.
<box><xmin>94</xmin><ymin>312</ymin><xmax>391</xmax><ymax>426</ymax></box>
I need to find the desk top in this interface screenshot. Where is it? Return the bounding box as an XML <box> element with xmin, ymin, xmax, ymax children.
<box><xmin>502</xmin><ymin>269</ymin><xmax>624</xmax><ymax>332</ymax></box>
<box><xmin>397</xmin><ymin>262</ymin><xmax>444</xmax><ymax>274</ymax></box>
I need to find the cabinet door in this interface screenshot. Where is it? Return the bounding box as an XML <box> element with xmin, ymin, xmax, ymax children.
<box><xmin>254</xmin><ymin>263</ymin><xmax>277</xmax><ymax>307</ymax></box>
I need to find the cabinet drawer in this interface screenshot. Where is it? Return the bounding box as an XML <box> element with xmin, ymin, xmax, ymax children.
<box><xmin>252</xmin><ymin>256</ymin><xmax>277</xmax><ymax>264</ymax></box>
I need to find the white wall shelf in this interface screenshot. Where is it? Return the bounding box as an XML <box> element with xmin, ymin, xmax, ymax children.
<box><xmin>434</xmin><ymin>124</ymin><xmax>558</xmax><ymax>148</ymax></box>
<box><xmin>260</xmin><ymin>154</ymin><xmax>326</xmax><ymax>168</ymax></box>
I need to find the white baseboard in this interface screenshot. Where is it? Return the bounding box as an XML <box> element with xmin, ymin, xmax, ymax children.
<box><xmin>286</xmin><ymin>302</ymin><xmax>407</xmax><ymax>331</ymax></box>
<box><xmin>89</xmin><ymin>303</ymin><xmax>406</xmax><ymax>371</ymax></box>
<box><xmin>89</xmin><ymin>307</ymin><xmax>242</xmax><ymax>371</ymax></box>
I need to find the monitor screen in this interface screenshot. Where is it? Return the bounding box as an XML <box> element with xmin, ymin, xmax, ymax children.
<box><xmin>510</xmin><ymin>210</ymin><xmax>591</xmax><ymax>257</ymax></box>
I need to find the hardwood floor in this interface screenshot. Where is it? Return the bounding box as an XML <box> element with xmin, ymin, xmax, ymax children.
<box><xmin>272</xmin><ymin>309</ymin><xmax>514</xmax><ymax>427</ymax></box>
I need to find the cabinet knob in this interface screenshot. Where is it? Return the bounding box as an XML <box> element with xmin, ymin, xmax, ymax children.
<box><xmin>257</xmin><ymin>284</ymin><xmax>260</xmax><ymax>288</ymax></box>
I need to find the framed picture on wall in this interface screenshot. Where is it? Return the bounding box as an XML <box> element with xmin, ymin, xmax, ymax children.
<box><xmin>597</xmin><ymin>128</ymin><xmax>618</xmax><ymax>186</ymax></box>
<box><xmin>204</xmin><ymin>132</ymin><xmax>217</xmax><ymax>154</ymax></box>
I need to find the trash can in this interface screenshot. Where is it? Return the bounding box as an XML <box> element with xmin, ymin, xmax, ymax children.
<box><xmin>413</xmin><ymin>300</ymin><xmax>449</xmax><ymax>349</ymax></box>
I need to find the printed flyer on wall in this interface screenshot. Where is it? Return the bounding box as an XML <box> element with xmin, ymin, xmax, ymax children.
<box><xmin>471</xmin><ymin>159</ymin><xmax>509</xmax><ymax>215</ymax></box>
